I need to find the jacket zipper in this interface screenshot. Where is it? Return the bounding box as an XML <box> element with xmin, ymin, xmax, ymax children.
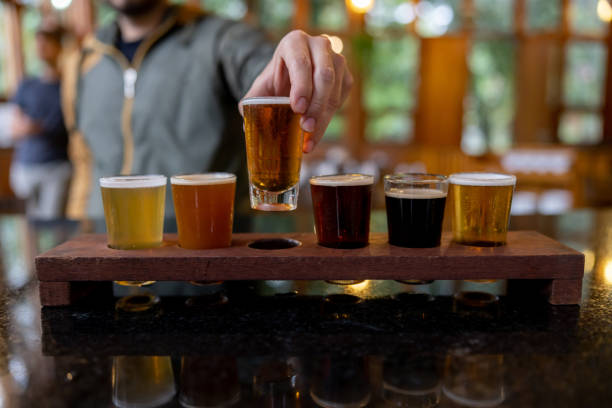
<box><xmin>90</xmin><ymin>13</ymin><xmax>178</xmax><ymax>174</ymax></box>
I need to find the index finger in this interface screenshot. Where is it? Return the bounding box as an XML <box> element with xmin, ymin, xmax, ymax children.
<box><xmin>279</xmin><ymin>31</ymin><xmax>314</xmax><ymax>115</ymax></box>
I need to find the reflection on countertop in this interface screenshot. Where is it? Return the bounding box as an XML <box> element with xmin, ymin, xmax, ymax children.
<box><xmin>0</xmin><ymin>209</ymin><xmax>610</xmax><ymax>407</ymax></box>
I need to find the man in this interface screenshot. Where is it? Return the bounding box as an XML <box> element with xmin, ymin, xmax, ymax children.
<box><xmin>64</xmin><ymin>0</ymin><xmax>352</xmax><ymax>219</ymax></box>
<box><xmin>10</xmin><ymin>23</ymin><xmax>71</xmax><ymax>219</ymax></box>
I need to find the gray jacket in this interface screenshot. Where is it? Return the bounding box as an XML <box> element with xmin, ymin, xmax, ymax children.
<box><xmin>63</xmin><ymin>5</ymin><xmax>274</xmax><ymax>218</ymax></box>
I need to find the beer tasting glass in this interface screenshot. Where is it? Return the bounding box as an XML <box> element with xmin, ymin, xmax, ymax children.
<box><xmin>100</xmin><ymin>175</ymin><xmax>167</xmax><ymax>250</ymax></box>
<box><xmin>384</xmin><ymin>173</ymin><xmax>448</xmax><ymax>248</ymax></box>
<box><xmin>112</xmin><ymin>356</ymin><xmax>176</xmax><ymax>408</ymax></box>
<box><xmin>449</xmin><ymin>172</ymin><xmax>516</xmax><ymax>247</ymax></box>
<box><xmin>240</xmin><ymin>96</ymin><xmax>304</xmax><ymax>211</ymax></box>
<box><xmin>310</xmin><ymin>174</ymin><xmax>374</xmax><ymax>249</ymax></box>
<box><xmin>171</xmin><ymin>173</ymin><xmax>236</xmax><ymax>249</ymax></box>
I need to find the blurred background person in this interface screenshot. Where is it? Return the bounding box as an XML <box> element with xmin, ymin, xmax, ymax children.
<box><xmin>8</xmin><ymin>21</ymin><xmax>71</xmax><ymax>220</ymax></box>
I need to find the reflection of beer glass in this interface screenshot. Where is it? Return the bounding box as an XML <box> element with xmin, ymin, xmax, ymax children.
<box><xmin>310</xmin><ymin>356</ymin><xmax>371</xmax><ymax>408</ymax></box>
<box><xmin>381</xmin><ymin>354</ymin><xmax>441</xmax><ymax>407</ymax></box>
<box><xmin>171</xmin><ymin>173</ymin><xmax>236</xmax><ymax>249</ymax></box>
<box><xmin>449</xmin><ymin>173</ymin><xmax>516</xmax><ymax>247</ymax></box>
<box><xmin>179</xmin><ymin>356</ymin><xmax>240</xmax><ymax>407</ymax></box>
<box><xmin>443</xmin><ymin>352</ymin><xmax>504</xmax><ymax>407</ymax></box>
<box><xmin>310</xmin><ymin>174</ymin><xmax>374</xmax><ymax>249</ymax></box>
<box><xmin>112</xmin><ymin>356</ymin><xmax>176</xmax><ymax>408</ymax></box>
<box><xmin>241</xmin><ymin>96</ymin><xmax>304</xmax><ymax>211</ymax></box>
<box><xmin>100</xmin><ymin>175</ymin><xmax>167</xmax><ymax>250</ymax></box>
<box><xmin>384</xmin><ymin>174</ymin><xmax>448</xmax><ymax>248</ymax></box>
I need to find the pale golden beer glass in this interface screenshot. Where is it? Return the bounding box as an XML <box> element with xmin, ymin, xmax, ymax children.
<box><xmin>171</xmin><ymin>173</ymin><xmax>236</xmax><ymax>249</ymax></box>
<box><xmin>112</xmin><ymin>356</ymin><xmax>176</xmax><ymax>408</ymax></box>
<box><xmin>449</xmin><ymin>173</ymin><xmax>516</xmax><ymax>247</ymax></box>
<box><xmin>100</xmin><ymin>175</ymin><xmax>167</xmax><ymax>250</ymax></box>
<box><xmin>240</xmin><ymin>96</ymin><xmax>304</xmax><ymax>211</ymax></box>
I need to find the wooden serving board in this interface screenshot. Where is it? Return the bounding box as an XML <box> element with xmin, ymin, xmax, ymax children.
<box><xmin>35</xmin><ymin>231</ymin><xmax>584</xmax><ymax>306</ymax></box>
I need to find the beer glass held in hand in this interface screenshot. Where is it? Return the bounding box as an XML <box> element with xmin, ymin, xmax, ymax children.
<box><xmin>310</xmin><ymin>174</ymin><xmax>374</xmax><ymax>249</ymax></box>
<box><xmin>384</xmin><ymin>174</ymin><xmax>448</xmax><ymax>248</ymax></box>
<box><xmin>449</xmin><ymin>172</ymin><xmax>516</xmax><ymax>247</ymax></box>
<box><xmin>240</xmin><ymin>97</ymin><xmax>304</xmax><ymax>211</ymax></box>
<box><xmin>171</xmin><ymin>173</ymin><xmax>236</xmax><ymax>249</ymax></box>
<box><xmin>100</xmin><ymin>175</ymin><xmax>167</xmax><ymax>250</ymax></box>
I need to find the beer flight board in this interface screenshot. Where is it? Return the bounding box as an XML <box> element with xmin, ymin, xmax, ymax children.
<box><xmin>35</xmin><ymin>231</ymin><xmax>584</xmax><ymax>306</ymax></box>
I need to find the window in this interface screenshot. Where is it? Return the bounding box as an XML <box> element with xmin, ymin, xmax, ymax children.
<box><xmin>570</xmin><ymin>0</ymin><xmax>608</xmax><ymax>35</ymax></box>
<box><xmin>96</xmin><ymin>2</ymin><xmax>117</xmax><ymax>27</ymax></box>
<box><xmin>0</xmin><ymin>2</ymin><xmax>7</xmax><ymax>97</ymax></box>
<box><xmin>201</xmin><ymin>0</ymin><xmax>247</xmax><ymax>20</ymax></box>
<box><xmin>257</xmin><ymin>0</ymin><xmax>293</xmax><ymax>31</ymax></box>
<box><xmin>527</xmin><ymin>0</ymin><xmax>561</xmax><ymax>31</ymax></box>
<box><xmin>364</xmin><ymin>36</ymin><xmax>418</xmax><ymax>143</ymax></box>
<box><xmin>311</xmin><ymin>0</ymin><xmax>348</xmax><ymax>30</ymax></box>
<box><xmin>463</xmin><ymin>40</ymin><xmax>516</xmax><ymax>154</ymax></box>
<box><xmin>474</xmin><ymin>0</ymin><xmax>513</xmax><ymax>32</ymax></box>
<box><xmin>22</xmin><ymin>8</ymin><xmax>42</xmax><ymax>77</ymax></box>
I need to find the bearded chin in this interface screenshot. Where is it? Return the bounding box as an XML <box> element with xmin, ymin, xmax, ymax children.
<box><xmin>107</xmin><ymin>0</ymin><xmax>165</xmax><ymax>17</ymax></box>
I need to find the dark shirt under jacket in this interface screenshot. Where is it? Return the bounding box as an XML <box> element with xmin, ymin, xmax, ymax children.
<box><xmin>11</xmin><ymin>78</ymin><xmax>69</xmax><ymax>164</ymax></box>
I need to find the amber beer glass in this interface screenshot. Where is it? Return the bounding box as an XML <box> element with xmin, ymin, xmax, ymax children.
<box><xmin>100</xmin><ymin>175</ymin><xmax>166</xmax><ymax>249</ymax></box>
<box><xmin>241</xmin><ymin>96</ymin><xmax>304</xmax><ymax>211</ymax></box>
<box><xmin>310</xmin><ymin>174</ymin><xmax>374</xmax><ymax>248</ymax></box>
<box><xmin>171</xmin><ymin>173</ymin><xmax>236</xmax><ymax>249</ymax></box>
<box><xmin>449</xmin><ymin>173</ymin><xmax>516</xmax><ymax>246</ymax></box>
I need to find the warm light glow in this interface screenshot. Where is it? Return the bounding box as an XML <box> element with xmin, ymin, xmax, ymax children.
<box><xmin>597</xmin><ymin>0</ymin><xmax>612</xmax><ymax>22</ymax></box>
<box><xmin>604</xmin><ymin>259</ymin><xmax>612</xmax><ymax>284</ymax></box>
<box><xmin>322</xmin><ymin>34</ymin><xmax>344</xmax><ymax>54</ymax></box>
<box><xmin>347</xmin><ymin>0</ymin><xmax>375</xmax><ymax>14</ymax></box>
<box><xmin>51</xmin><ymin>0</ymin><xmax>72</xmax><ymax>10</ymax></box>
<box><xmin>583</xmin><ymin>249</ymin><xmax>595</xmax><ymax>273</ymax></box>
<box><xmin>347</xmin><ymin>280</ymin><xmax>371</xmax><ymax>293</ymax></box>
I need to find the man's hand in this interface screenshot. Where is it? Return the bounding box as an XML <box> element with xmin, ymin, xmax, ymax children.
<box><xmin>243</xmin><ymin>30</ymin><xmax>353</xmax><ymax>153</ymax></box>
<box><xmin>10</xmin><ymin>108</ymin><xmax>41</xmax><ymax>141</ymax></box>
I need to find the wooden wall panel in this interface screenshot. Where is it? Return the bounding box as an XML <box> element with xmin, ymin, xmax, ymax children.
<box><xmin>414</xmin><ymin>36</ymin><xmax>469</xmax><ymax>147</ymax></box>
<box><xmin>515</xmin><ymin>36</ymin><xmax>562</xmax><ymax>144</ymax></box>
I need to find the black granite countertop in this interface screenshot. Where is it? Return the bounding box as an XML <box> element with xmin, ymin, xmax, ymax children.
<box><xmin>0</xmin><ymin>209</ymin><xmax>610</xmax><ymax>407</ymax></box>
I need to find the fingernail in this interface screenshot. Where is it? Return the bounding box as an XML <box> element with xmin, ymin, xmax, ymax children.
<box><xmin>304</xmin><ymin>140</ymin><xmax>314</xmax><ymax>153</ymax></box>
<box><xmin>302</xmin><ymin>117</ymin><xmax>316</xmax><ymax>133</ymax></box>
<box><xmin>296</xmin><ymin>97</ymin><xmax>308</xmax><ymax>114</ymax></box>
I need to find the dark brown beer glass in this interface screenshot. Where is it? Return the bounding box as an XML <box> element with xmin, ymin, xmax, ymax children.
<box><xmin>310</xmin><ymin>174</ymin><xmax>374</xmax><ymax>249</ymax></box>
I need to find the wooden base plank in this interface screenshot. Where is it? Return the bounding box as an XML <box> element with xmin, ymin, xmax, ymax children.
<box><xmin>35</xmin><ymin>231</ymin><xmax>585</xmax><ymax>305</ymax></box>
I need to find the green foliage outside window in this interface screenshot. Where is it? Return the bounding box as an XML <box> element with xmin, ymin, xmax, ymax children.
<box><xmin>570</xmin><ymin>0</ymin><xmax>607</xmax><ymax>35</ymax></box>
<box><xmin>463</xmin><ymin>41</ymin><xmax>515</xmax><ymax>154</ymax></box>
<box><xmin>258</xmin><ymin>0</ymin><xmax>293</xmax><ymax>31</ymax></box>
<box><xmin>311</xmin><ymin>0</ymin><xmax>347</xmax><ymax>30</ymax></box>
<box><xmin>527</xmin><ymin>0</ymin><xmax>561</xmax><ymax>31</ymax></box>
<box><xmin>22</xmin><ymin>8</ymin><xmax>42</xmax><ymax>78</ymax></box>
<box><xmin>363</xmin><ymin>36</ymin><xmax>418</xmax><ymax>143</ymax></box>
<box><xmin>559</xmin><ymin>112</ymin><xmax>602</xmax><ymax>145</ymax></box>
<box><xmin>201</xmin><ymin>0</ymin><xmax>247</xmax><ymax>20</ymax></box>
<box><xmin>0</xmin><ymin>3</ymin><xmax>7</xmax><ymax>97</ymax></box>
<box><xmin>474</xmin><ymin>0</ymin><xmax>513</xmax><ymax>32</ymax></box>
<box><xmin>97</xmin><ymin>2</ymin><xmax>117</xmax><ymax>27</ymax></box>
<box><xmin>564</xmin><ymin>42</ymin><xmax>606</xmax><ymax>108</ymax></box>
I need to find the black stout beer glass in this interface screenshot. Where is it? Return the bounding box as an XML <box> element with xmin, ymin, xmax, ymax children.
<box><xmin>310</xmin><ymin>174</ymin><xmax>374</xmax><ymax>249</ymax></box>
<box><xmin>384</xmin><ymin>173</ymin><xmax>448</xmax><ymax>248</ymax></box>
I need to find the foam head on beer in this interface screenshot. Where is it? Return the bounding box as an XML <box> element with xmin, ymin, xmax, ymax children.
<box><xmin>100</xmin><ymin>175</ymin><xmax>167</xmax><ymax>250</ymax></box>
<box><xmin>310</xmin><ymin>174</ymin><xmax>374</xmax><ymax>248</ymax></box>
<box><xmin>448</xmin><ymin>172</ymin><xmax>516</xmax><ymax>187</ymax></box>
<box><xmin>309</xmin><ymin>173</ymin><xmax>375</xmax><ymax>187</ymax></box>
<box><xmin>241</xmin><ymin>96</ymin><xmax>304</xmax><ymax>211</ymax></box>
<box><xmin>171</xmin><ymin>173</ymin><xmax>236</xmax><ymax>250</ymax></box>
<box><xmin>449</xmin><ymin>172</ymin><xmax>516</xmax><ymax>247</ymax></box>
